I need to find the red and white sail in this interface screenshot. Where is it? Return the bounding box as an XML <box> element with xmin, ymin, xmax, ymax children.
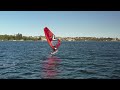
<box><xmin>44</xmin><ymin>27</ymin><xmax>61</xmax><ymax>50</ymax></box>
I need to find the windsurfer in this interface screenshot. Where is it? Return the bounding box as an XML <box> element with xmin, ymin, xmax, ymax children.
<box><xmin>51</xmin><ymin>35</ymin><xmax>58</xmax><ymax>51</ymax></box>
<box><xmin>52</xmin><ymin>34</ymin><xmax>56</xmax><ymax>40</ymax></box>
<box><xmin>44</xmin><ymin>27</ymin><xmax>60</xmax><ymax>55</ymax></box>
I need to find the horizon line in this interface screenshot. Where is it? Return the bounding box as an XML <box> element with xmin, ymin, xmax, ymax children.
<box><xmin>0</xmin><ymin>33</ymin><xmax>120</xmax><ymax>39</ymax></box>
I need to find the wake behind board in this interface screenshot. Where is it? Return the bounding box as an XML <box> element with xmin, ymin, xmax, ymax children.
<box><xmin>50</xmin><ymin>50</ymin><xmax>58</xmax><ymax>55</ymax></box>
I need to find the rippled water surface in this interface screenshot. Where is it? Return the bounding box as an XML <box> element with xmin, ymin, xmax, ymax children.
<box><xmin>0</xmin><ymin>41</ymin><xmax>120</xmax><ymax>79</ymax></box>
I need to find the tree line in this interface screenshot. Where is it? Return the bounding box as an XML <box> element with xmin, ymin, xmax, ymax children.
<box><xmin>0</xmin><ymin>33</ymin><xmax>41</xmax><ymax>41</ymax></box>
<box><xmin>61</xmin><ymin>37</ymin><xmax>120</xmax><ymax>41</ymax></box>
<box><xmin>0</xmin><ymin>33</ymin><xmax>119</xmax><ymax>41</ymax></box>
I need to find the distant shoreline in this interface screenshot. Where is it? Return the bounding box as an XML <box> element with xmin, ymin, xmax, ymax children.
<box><xmin>0</xmin><ymin>33</ymin><xmax>120</xmax><ymax>42</ymax></box>
<box><xmin>0</xmin><ymin>40</ymin><xmax>120</xmax><ymax>42</ymax></box>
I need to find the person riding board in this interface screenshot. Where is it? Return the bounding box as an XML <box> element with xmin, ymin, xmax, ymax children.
<box><xmin>51</xmin><ymin>34</ymin><xmax>58</xmax><ymax>52</ymax></box>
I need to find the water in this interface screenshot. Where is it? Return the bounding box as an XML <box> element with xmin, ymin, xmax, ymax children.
<box><xmin>0</xmin><ymin>41</ymin><xmax>120</xmax><ymax>79</ymax></box>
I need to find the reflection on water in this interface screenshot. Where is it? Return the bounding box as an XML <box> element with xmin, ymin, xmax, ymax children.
<box><xmin>42</xmin><ymin>55</ymin><xmax>61</xmax><ymax>79</ymax></box>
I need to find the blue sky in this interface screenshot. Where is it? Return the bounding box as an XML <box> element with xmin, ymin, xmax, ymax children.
<box><xmin>0</xmin><ymin>11</ymin><xmax>120</xmax><ymax>38</ymax></box>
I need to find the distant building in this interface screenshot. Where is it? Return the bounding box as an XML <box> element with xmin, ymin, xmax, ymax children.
<box><xmin>41</xmin><ymin>37</ymin><xmax>47</xmax><ymax>41</ymax></box>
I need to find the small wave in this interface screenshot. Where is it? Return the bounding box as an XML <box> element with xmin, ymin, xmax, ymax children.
<box><xmin>78</xmin><ymin>69</ymin><xmax>97</xmax><ymax>74</ymax></box>
<box><xmin>22</xmin><ymin>72</ymin><xmax>33</xmax><ymax>76</ymax></box>
<box><xmin>0</xmin><ymin>55</ymin><xmax>6</xmax><ymax>57</ymax></box>
<box><xmin>60</xmin><ymin>58</ymin><xmax>82</xmax><ymax>60</ymax></box>
<box><xmin>6</xmin><ymin>76</ymin><xmax>23</xmax><ymax>79</ymax></box>
<box><xmin>0</xmin><ymin>63</ymin><xmax>16</xmax><ymax>69</ymax></box>
<box><xmin>110</xmin><ymin>75</ymin><xmax>120</xmax><ymax>79</ymax></box>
